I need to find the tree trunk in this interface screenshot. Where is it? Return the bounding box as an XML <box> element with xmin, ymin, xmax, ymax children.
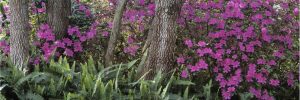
<box><xmin>105</xmin><ymin>0</ymin><xmax>128</xmax><ymax>67</ymax></box>
<box><xmin>140</xmin><ymin>0</ymin><xmax>183</xmax><ymax>79</ymax></box>
<box><xmin>9</xmin><ymin>0</ymin><xmax>30</xmax><ymax>73</ymax></box>
<box><xmin>46</xmin><ymin>0</ymin><xmax>71</xmax><ymax>39</ymax></box>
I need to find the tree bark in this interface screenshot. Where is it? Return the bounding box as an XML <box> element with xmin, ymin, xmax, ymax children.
<box><xmin>140</xmin><ymin>0</ymin><xmax>183</xmax><ymax>79</ymax></box>
<box><xmin>46</xmin><ymin>0</ymin><xmax>71</xmax><ymax>39</ymax></box>
<box><xmin>9</xmin><ymin>0</ymin><xmax>30</xmax><ymax>73</ymax></box>
<box><xmin>105</xmin><ymin>0</ymin><xmax>128</xmax><ymax>67</ymax></box>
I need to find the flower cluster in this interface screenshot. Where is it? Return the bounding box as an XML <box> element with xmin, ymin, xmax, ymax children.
<box><xmin>33</xmin><ymin>22</ymin><xmax>98</xmax><ymax>63</ymax></box>
<box><xmin>123</xmin><ymin>35</ymin><xmax>140</xmax><ymax>56</ymax></box>
<box><xmin>177</xmin><ymin>0</ymin><xmax>299</xmax><ymax>99</ymax></box>
<box><xmin>108</xmin><ymin>0</ymin><xmax>155</xmax><ymax>56</ymax></box>
<box><xmin>31</xmin><ymin>0</ymin><xmax>46</xmax><ymax>14</ymax></box>
<box><xmin>0</xmin><ymin>40</ymin><xmax>9</xmax><ymax>54</ymax></box>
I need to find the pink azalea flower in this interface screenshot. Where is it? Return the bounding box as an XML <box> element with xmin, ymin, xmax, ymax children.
<box><xmin>184</xmin><ymin>39</ymin><xmax>193</xmax><ymax>48</ymax></box>
<box><xmin>37</xmin><ymin>8</ymin><xmax>46</xmax><ymax>13</ymax></box>
<box><xmin>33</xmin><ymin>57</ymin><xmax>41</xmax><ymax>65</ymax></box>
<box><xmin>79</xmin><ymin>5</ymin><xmax>86</xmax><ymax>11</ymax></box>
<box><xmin>181</xmin><ymin>70</ymin><xmax>188</xmax><ymax>78</ymax></box>
<box><xmin>73</xmin><ymin>41</ymin><xmax>83</xmax><ymax>52</ymax></box>
<box><xmin>213</xmin><ymin>67</ymin><xmax>219</xmax><ymax>73</ymax></box>
<box><xmin>287</xmin><ymin>72</ymin><xmax>295</xmax><ymax>86</ymax></box>
<box><xmin>257</xmin><ymin>59</ymin><xmax>266</xmax><ymax>64</ymax></box>
<box><xmin>232</xmin><ymin>61</ymin><xmax>240</xmax><ymax>68</ymax></box>
<box><xmin>102</xmin><ymin>31</ymin><xmax>109</xmax><ymax>37</ymax></box>
<box><xmin>246</xmin><ymin>64</ymin><xmax>256</xmax><ymax>82</ymax></box>
<box><xmin>294</xmin><ymin>8</ymin><xmax>299</xmax><ymax>15</ymax></box>
<box><xmin>242</xmin><ymin>54</ymin><xmax>248</xmax><ymax>61</ymax></box>
<box><xmin>79</xmin><ymin>35</ymin><xmax>87</xmax><ymax>42</ymax></box>
<box><xmin>273</xmin><ymin>51</ymin><xmax>283</xmax><ymax>58</ymax></box>
<box><xmin>249</xmin><ymin>87</ymin><xmax>262</xmax><ymax>99</ymax></box>
<box><xmin>176</xmin><ymin>56</ymin><xmax>185</xmax><ymax>64</ymax></box>
<box><xmin>86</xmin><ymin>29</ymin><xmax>96</xmax><ymax>39</ymax></box>
<box><xmin>216</xmin><ymin>73</ymin><xmax>224</xmax><ymax>81</ymax></box>
<box><xmin>269</xmin><ymin>79</ymin><xmax>280</xmax><ymax>86</ymax></box>
<box><xmin>197</xmin><ymin>41</ymin><xmax>206</xmax><ymax>47</ymax></box>
<box><xmin>63</xmin><ymin>38</ymin><xmax>73</xmax><ymax>46</ymax></box>
<box><xmin>127</xmin><ymin>36</ymin><xmax>134</xmax><ymax>44</ymax></box>
<box><xmin>64</xmin><ymin>48</ymin><xmax>74</xmax><ymax>57</ymax></box>
<box><xmin>268</xmin><ymin>60</ymin><xmax>276</xmax><ymax>66</ymax></box>
<box><xmin>220</xmin><ymin>80</ymin><xmax>227</xmax><ymax>88</ymax></box>
<box><xmin>223</xmin><ymin>66</ymin><xmax>231</xmax><ymax>73</ymax></box>
<box><xmin>54</xmin><ymin>40</ymin><xmax>65</xmax><ymax>48</ymax></box>
<box><xmin>222</xmin><ymin>90</ymin><xmax>231</xmax><ymax>100</ymax></box>
<box><xmin>255</xmin><ymin>73</ymin><xmax>267</xmax><ymax>84</ymax></box>
<box><xmin>85</xmin><ymin>9</ymin><xmax>91</xmax><ymax>17</ymax></box>
<box><xmin>124</xmin><ymin>45</ymin><xmax>139</xmax><ymax>56</ymax></box>
<box><xmin>232</xmin><ymin>54</ymin><xmax>238</xmax><ymax>59</ymax></box>
<box><xmin>189</xmin><ymin>65</ymin><xmax>199</xmax><ymax>72</ymax></box>
<box><xmin>227</xmin><ymin>87</ymin><xmax>236</xmax><ymax>93</ymax></box>
<box><xmin>261</xmin><ymin>90</ymin><xmax>274</xmax><ymax>100</ymax></box>
<box><xmin>245</xmin><ymin>44</ymin><xmax>254</xmax><ymax>53</ymax></box>
<box><xmin>195</xmin><ymin>59</ymin><xmax>208</xmax><ymax>70</ymax></box>
<box><xmin>138</xmin><ymin>0</ymin><xmax>145</xmax><ymax>5</ymax></box>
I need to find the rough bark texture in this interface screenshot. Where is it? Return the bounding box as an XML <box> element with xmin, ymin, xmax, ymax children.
<box><xmin>141</xmin><ymin>0</ymin><xmax>183</xmax><ymax>79</ymax></box>
<box><xmin>46</xmin><ymin>0</ymin><xmax>71</xmax><ymax>39</ymax></box>
<box><xmin>105</xmin><ymin>0</ymin><xmax>128</xmax><ymax>67</ymax></box>
<box><xmin>9</xmin><ymin>0</ymin><xmax>30</xmax><ymax>72</ymax></box>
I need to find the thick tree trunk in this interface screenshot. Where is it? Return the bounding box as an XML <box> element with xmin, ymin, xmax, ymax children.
<box><xmin>46</xmin><ymin>0</ymin><xmax>71</xmax><ymax>39</ymax></box>
<box><xmin>9</xmin><ymin>0</ymin><xmax>30</xmax><ymax>73</ymax></box>
<box><xmin>140</xmin><ymin>0</ymin><xmax>183</xmax><ymax>79</ymax></box>
<box><xmin>105</xmin><ymin>0</ymin><xmax>128</xmax><ymax>67</ymax></box>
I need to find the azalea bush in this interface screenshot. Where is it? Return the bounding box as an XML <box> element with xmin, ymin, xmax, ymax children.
<box><xmin>175</xmin><ymin>0</ymin><xmax>299</xmax><ymax>99</ymax></box>
<box><xmin>0</xmin><ymin>0</ymin><xmax>299</xmax><ymax>100</ymax></box>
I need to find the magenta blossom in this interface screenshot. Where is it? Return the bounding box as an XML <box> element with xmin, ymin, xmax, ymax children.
<box><xmin>181</xmin><ymin>70</ymin><xmax>188</xmax><ymax>78</ymax></box>
<box><xmin>176</xmin><ymin>56</ymin><xmax>185</xmax><ymax>64</ymax></box>
<box><xmin>184</xmin><ymin>39</ymin><xmax>193</xmax><ymax>48</ymax></box>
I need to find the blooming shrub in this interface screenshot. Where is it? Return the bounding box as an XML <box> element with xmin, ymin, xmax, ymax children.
<box><xmin>176</xmin><ymin>0</ymin><xmax>299</xmax><ymax>99</ymax></box>
<box><xmin>31</xmin><ymin>21</ymin><xmax>99</xmax><ymax>64</ymax></box>
<box><xmin>0</xmin><ymin>0</ymin><xmax>298</xmax><ymax>99</ymax></box>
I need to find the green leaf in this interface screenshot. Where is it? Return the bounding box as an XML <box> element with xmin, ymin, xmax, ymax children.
<box><xmin>173</xmin><ymin>80</ymin><xmax>195</xmax><ymax>85</ymax></box>
<box><xmin>239</xmin><ymin>92</ymin><xmax>253</xmax><ymax>100</ymax></box>
<box><xmin>127</xmin><ymin>59</ymin><xmax>139</xmax><ymax>69</ymax></box>
<box><xmin>136</xmin><ymin>49</ymin><xmax>148</xmax><ymax>75</ymax></box>
<box><xmin>0</xmin><ymin>84</ymin><xmax>8</xmax><ymax>92</ymax></box>
<box><xmin>115</xmin><ymin>64</ymin><xmax>122</xmax><ymax>91</ymax></box>
<box><xmin>161</xmin><ymin>70</ymin><xmax>175</xmax><ymax>98</ymax></box>
<box><xmin>203</xmin><ymin>80</ymin><xmax>212</xmax><ymax>100</ymax></box>
<box><xmin>105</xmin><ymin>81</ymin><xmax>114</xmax><ymax>100</ymax></box>
<box><xmin>25</xmin><ymin>92</ymin><xmax>44</xmax><ymax>100</ymax></box>
<box><xmin>183</xmin><ymin>86</ymin><xmax>189</xmax><ymax>100</ymax></box>
<box><xmin>129</xmin><ymin>69</ymin><xmax>151</xmax><ymax>86</ymax></box>
<box><xmin>140</xmin><ymin>81</ymin><xmax>150</xmax><ymax>99</ymax></box>
<box><xmin>87</xmin><ymin>56</ymin><xmax>97</xmax><ymax>74</ymax></box>
<box><xmin>16</xmin><ymin>72</ymin><xmax>52</xmax><ymax>90</ymax></box>
<box><xmin>152</xmin><ymin>70</ymin><xmax>163</xmax><ymax>90</ymax></box>
<box><xmin>0</xmin><ymin>93</ymin><xmax>6</xmax><ymax>100</ymax></box>
<box><xmin>66</xmin><ymin>92</ymin><xmax>84</xmax><ymax>100</ymax></box>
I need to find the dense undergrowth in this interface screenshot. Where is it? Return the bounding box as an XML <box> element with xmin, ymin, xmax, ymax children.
<box><xmin>0</xmin><ymin>55</ymin><xmax>204</xmax><ymax>100</ymax></box>
<box><xmin>0</xmin><ymin>0</ymin><xmax>299</xmax><ymax>100</ymax></box>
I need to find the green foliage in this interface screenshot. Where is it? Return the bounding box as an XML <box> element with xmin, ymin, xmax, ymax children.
<box><xmin>1</xmin><ymin>56</ymin><xmax>197</xmax><ymax>100</ymax></box>
<box><xmin>203</xmin><ymin>80</ymin><xmax>212</xmax><ymax>100</ymax></box>
<box><xmin>239</xmin><ymin>92</ymin><xmax>253</xmax><ymax>100</ymax></box>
